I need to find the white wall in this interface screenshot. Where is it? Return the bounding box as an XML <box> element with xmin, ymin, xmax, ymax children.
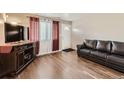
<box><xmin>6</xmin><ymin>13</ymin><xmax>29</xmax><ymax>27</ymax></box>
<box><xmin>0</xmin><ymin>23</ymin><xmax>5</xmax><ymax>45</ymax></box>
<box><xmin>72</xmin><ymin>13</ymin><xmax>124</xmax><ymax>49</ymax></box>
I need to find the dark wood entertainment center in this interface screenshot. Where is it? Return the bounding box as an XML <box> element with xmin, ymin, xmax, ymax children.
<box><xmin>0</xmin><ymin>41</ymin><xmax>36</xmax><ymax>77</ymax></box>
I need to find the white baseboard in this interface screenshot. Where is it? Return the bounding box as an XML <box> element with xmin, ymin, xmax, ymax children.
<box><xmin>36</xmin><ymin>50</ymin><xmax>62</xmax><ymax>57</ymax></box>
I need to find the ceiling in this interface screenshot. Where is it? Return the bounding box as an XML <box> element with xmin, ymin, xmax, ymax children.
<box><xmin>37</xmin><ymin>13</ymin><xmax>82</xmax><ymax>21</ymax></box>
<box><xmin>0</xmin><ymin>13</ymin><xmax>96</xmax><ymax>23</ymax></box>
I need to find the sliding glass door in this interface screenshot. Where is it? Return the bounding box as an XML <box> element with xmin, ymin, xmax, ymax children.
<box><xmin>39</xmin><ymin>20</ymin><xmax>52</xmax><ymax>55</ymax></box>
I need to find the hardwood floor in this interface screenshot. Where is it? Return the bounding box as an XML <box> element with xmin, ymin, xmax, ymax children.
<box><xmin>5</xmin><ymin>51</ymin><xmax>124</xmax><ymax>79</ymax></box>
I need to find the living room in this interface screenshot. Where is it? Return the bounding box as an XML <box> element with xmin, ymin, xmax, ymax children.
<box><xmin>1</xmin><ymin>1</ymin><xmax>124</xmax><ymax>93</ymax></box>
<box><xmin>0</xmin><ymin>13</ymin><xmax>124</xmax><ymax>79</ymax></box>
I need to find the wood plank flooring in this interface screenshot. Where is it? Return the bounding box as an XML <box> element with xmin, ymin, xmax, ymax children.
<box><xmin>6</xmin><ymin>51</ymin><xmax>124</xmax><ymax>79</ymax></box>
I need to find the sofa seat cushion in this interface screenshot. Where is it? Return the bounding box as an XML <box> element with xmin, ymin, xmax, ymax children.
<box><xmin>84</xmin><ymin>40</ymin><xmax>97</xmax><ymax>49</ymax></box>
<box><xmin>80</xmin><ymin>49</ymin><xmax>91</xmax><ymax>55</ymax></box>
<box><xmin>111</xmin><ymin>41</ymin><xmax>124</xmax><ymax>56</ymax></box>
<box><xmin>90</xmin><ymin>51</ymin><xmax>107</xmax><ymax>59</ymax></box>
<box><xmin>107</xmin><ymin>55</ymin><xmax>124</xmax><ymax>66</ymax></box>
<box><xmin>96</xmin><ymin>40</ymin><xmax>111</xmax><ymax>52</ymax></box>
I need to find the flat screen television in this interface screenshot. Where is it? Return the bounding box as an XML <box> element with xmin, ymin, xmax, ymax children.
<box><xmin>5</xmin><ymin>23</ymin><xmax>24</xmax><ymax>43</ymax></box>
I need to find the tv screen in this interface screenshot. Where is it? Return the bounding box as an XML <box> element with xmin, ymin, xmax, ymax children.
<box><xmin>5</xmin><ymin>23</ymin><xmax>24</xmax><ymax>43</ymax></box>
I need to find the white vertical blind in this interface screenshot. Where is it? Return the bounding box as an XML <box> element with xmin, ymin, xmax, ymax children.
<box><xmin>40</xmin><ymin>21</ymin><xmax>47</xmax><ymax>40</ymax></box>
<box><xmin>40</xmin><ymin>20</ymin><xmax>52</xmax><ymax>41</ymax></box>
<box><xmin>39</xmin><ymin>20</ymin><xmax>52</xmax><ymax>55</ymax></box>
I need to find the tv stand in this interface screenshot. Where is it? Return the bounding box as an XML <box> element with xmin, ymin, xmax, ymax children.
<box><xmin>0</xmin><ymin>41</ymin><xmax>36</xmax><ymax>77</ymax></box>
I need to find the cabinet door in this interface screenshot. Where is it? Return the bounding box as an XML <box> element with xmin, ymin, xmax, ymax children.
<box><xmin>0</xmin><ymin>54</ymin><xmax>14</xmax><ymax>77</ymax></box>
<box><xmin>17</xmin><ymin>51</ymin><xmax>24</xmax><ymax>70</ymax></box>
<box><xmin>0</xmin><ymin>55</ymin><xmax>4</xmax><ymax>77</ymax></box>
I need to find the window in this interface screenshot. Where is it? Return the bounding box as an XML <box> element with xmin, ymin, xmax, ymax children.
<box><xmin>40</xmin><ymin>20</ymin><xmax>52</xmax><ymax>41</ymax></box>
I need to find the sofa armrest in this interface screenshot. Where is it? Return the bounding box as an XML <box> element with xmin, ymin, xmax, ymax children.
<box><xmin>77</xmin><ymin>44</ymin><xmax>85</xmax><ymax>50</ymax></box>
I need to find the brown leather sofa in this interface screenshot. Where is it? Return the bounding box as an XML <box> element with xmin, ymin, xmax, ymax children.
<box><xmin>77</xmin><ymin>39</ymin><xmax>124</xmax><ymax>72</ymax></box>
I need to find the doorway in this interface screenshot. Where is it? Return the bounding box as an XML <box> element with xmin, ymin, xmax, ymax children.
<box><xmin>61</xmin><ymin>23</ymin><xmax>72</xmax><ymax>50</ymax></box>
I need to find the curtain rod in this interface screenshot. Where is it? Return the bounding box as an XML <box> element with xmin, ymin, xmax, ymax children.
<box><xmin>26</xmin><ymin>15</ymin><xmax>72</xmax><ymax>23</ymax></box>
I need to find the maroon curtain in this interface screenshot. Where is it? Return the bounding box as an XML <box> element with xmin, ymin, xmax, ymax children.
<box><xmin>29</xmin><ymin>17</ymin><xmax>40</xmax><ymax>54</ymax></box>
<box><xmin>52</xmin><ymin>21</ymin><xmax>59</xmax><ymax>51</ymax></box>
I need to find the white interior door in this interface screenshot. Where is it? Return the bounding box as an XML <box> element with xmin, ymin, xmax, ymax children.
<box><xmin>61</xmin><ymin>23</ymin><xmax>71</xmax><ymax>50</ymax></box>
<box><xmin>39</xmin><ymin>20</ymin><xmax>52</xmax><ymax>55</ymax></box>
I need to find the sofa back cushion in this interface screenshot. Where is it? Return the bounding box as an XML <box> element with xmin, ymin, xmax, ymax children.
<box><xmin>84</xmin><ymin>39</ymin><xmax>97</xmax><ymax>49</ymax></box>
<box><xmin>96</xmin><ymin>40</ymin><xmax>111</xmax><ymax>52</ymax></box>
<box><xmin>111</xmin><ymin>41</ymin><xmax>124</xmax><ymax>56</ymax></box>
